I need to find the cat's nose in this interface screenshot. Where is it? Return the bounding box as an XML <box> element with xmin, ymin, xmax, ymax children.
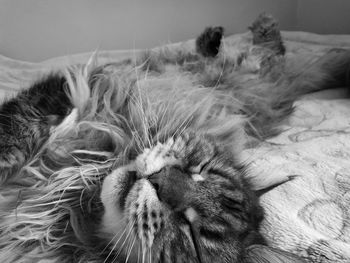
<box><xmin>148</xmin><ymin>166</ymin><xmax>193</xmax><ymax>210</ymax></box>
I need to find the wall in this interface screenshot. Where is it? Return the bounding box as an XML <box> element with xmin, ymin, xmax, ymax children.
<box><xmin>0</xmin><ymin>0</ymin><xmax>297</xmax><ymax>62</ymax></box>
<box><xmin>296</xmin><ymin>0</ymin><xmax>350</xmax><ymax>34</ymax></box>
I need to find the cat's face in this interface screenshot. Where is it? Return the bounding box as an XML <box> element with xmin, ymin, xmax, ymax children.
<box><xmin>100</xmin><ymin>132</ymin><xmax>263</xmax><ymax>263</ymax></box>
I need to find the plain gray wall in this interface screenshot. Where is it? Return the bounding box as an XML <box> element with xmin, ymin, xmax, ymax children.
<box><xmin>2</xmin><ymin>0</ymin><xmax>350</xmax><ymax>62</ymax></box>
<box><xmin>296</xmin><ymin>0</ymin><xmax>350</xmax><ymax>34</ymax></box>
<box><xmin>0</xmin><ymin>0</ymin><xmax>297</xmax><ymax>62</ymax></box>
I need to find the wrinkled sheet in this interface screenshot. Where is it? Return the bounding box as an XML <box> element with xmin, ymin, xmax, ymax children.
<box><xmin>1</xmin><ymin>31</ymin><xmax>350</xmax><ymax>262</ymax></box>
<box><xmin>241</xmin><ymin>33</ymin><xmax>350</xmax><ymax>262</ymax></box>
<box><xmin>245</xmin><ymin>96</ymin><xmax>350</xmax><ymax>262</ymax></box>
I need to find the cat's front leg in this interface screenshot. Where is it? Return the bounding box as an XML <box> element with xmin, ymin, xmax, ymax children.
<box><xmin>0</xmin><ymin>74</ymin><xmax>72</xmax><ymax>183</ymax></box>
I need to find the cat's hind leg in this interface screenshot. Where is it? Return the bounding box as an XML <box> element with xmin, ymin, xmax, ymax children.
<box><xmin>249</xmin><ymin>13</ymin><xmax>286</xmax><ymax>55</ymax></box>
<box><xmin>195</xmin><ymin>26</ymin><xmax>224</xmax><ymax>57</ymax></box>
<box><xmin>0</xmin><ymin>74</ymin><xmax>73</xmax><ymax>183</ymax></box>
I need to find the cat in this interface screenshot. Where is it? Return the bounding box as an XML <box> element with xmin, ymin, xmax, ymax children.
<box><xmin>0</xmin><ymin>13</ymin><xmax>350</xmax><ymax>263</ymax></box>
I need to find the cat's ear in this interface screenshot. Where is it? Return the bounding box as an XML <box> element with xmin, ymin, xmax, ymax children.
<box><xmin>243</xmin><ymin>245</ymin><xmax>307</xmax><ymax>263</ymax></box>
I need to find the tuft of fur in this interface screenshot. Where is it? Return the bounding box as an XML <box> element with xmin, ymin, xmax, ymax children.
<box><xmin>0</xmin><ymin>74</ymin><xmax>72</xmax><ymax>184</ymax></box>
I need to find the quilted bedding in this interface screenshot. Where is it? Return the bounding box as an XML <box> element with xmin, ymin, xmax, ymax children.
<box><xmin>1</xmin><ymin>31</ymin><xmax>350</xmax><ymax>262</ymax></box>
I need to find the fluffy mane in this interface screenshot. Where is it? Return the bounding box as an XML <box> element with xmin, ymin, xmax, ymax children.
<box><xmin>0</xmin><ymin>51</ymin><xmax>247</xmax><ymax>262</ymax></box>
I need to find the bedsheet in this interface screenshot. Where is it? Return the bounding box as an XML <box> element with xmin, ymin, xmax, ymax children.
<box><xmin>1</xmin><ymin>31</ymin><xmax>350</xmax><ymax>262</ymax></box>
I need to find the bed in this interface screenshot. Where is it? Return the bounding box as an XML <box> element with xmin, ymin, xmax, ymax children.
<box><xmin>1</xmin><ymin>31</ymin><xmax>350</xmax><ymax>262</ymax></box>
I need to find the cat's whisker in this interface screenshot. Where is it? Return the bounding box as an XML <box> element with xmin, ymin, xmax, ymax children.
<box><xmin>139</xmin><ymin>108</ymin><xmax>153</xmax><ymax>149</ymax></box>
<box><xmin>127</xmin><ymin>95</ymin><xmax>147</xmax><ymax>151</ymax></box>
<box><xmin>100</xmin><ymin>217</ymin><xmax>127</xmax><ymax>255</ymax></box>
<box><xmin>123</xmin><ymin>123</ymin><xmax>143</xmax><ymax>155</ymax></box>
<box><xmin>113</xmin><ymin>219</ymin><xmax>136</xmax><ymax>262</ymax></box>
<box><xmin>157</xmin><ymin>94</ymin><xmax>175</xmax><ymax>139</ymax></box>
<box><xmin>100</xmin><ymin>231</ymin><xmax>121</xmax><ymax>258</ymax></box>
<box><xmin>131</xmin><ymin>63</ymin><xmax>151</xmax><ymax>148</ymax></box>
<box><xmin>142</xmin><ymin>95</ymin><xmax>153</xmax><ymax>148</ymax></box>
<box><xmin>137</xmin><ymin>93</ymin><xmax>154</xmax><ymax>148</ymax></box>
<box><xmin>141</xmin><ymin>245</ymin><xmax>146</xmax><ymax>263</ymax></box>
<box><xmin>102</xmin><ymin>219</ymin><xmax>134</xmax><ymax>263</ymax></box>
<box><xmin>137</xmin><ymin>241</ymin><xmax>141</xmax><ymax>263</ymax></box>
<box><xmin>177</xmin><ymin>116</ymin><xmax>192</xmax><ymax>138</ymax></box>
<box><xmin>125</xmin><ymin>229</ymin><xmax>135</xmax><ymax>251</ymax></box>
<box><xmin>173</xmin><ymin>111</ymin><xmax>193</xmax><ymax>138</ymax></box>
<box><xmin>125</xmin><ymin>234</ymin><xmax>137</xmax><ymax>263</ymax></box>
<box><xmin>156</xmin><ymin>104</ymin><xmax>167</xmax><ymax>131</ymax></box>
<box><xmin>148</xmin><ymin>247</ymin><xmax>152</xmax><ymax>263</ymax></box>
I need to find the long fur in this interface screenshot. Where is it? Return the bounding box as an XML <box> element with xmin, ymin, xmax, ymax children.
<box><xmin>0</xmin><ymin>56</ymin><xmax>247</xmax><ymax>263</ymax></box>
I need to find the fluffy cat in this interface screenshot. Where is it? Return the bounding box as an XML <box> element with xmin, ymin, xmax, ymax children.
<box><xmin>0</xmin><ymin>13</ymin><xmax>350</xmax><ymax>263</ymax></box>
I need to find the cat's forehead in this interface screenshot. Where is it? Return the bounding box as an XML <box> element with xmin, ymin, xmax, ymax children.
<box><xmin>135</xmin><ymin>133</ymin><xmax>216</xmax><ymax>176</ymax></box>
<box><xmin>135</xmin><ymin>137</ymin><xmax>185</xmax><ymax>176</ymax></box>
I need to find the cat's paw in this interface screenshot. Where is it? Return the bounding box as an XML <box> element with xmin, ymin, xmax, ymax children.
<box><xmin>249</xmin><ymin>13</ymin><xmax>285</xmax><ymax>55</ymax></box>
<box><xmin>196</xmin><ymin>26</ymin><xmax>224</xmax><ymax>57</ymax></box>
